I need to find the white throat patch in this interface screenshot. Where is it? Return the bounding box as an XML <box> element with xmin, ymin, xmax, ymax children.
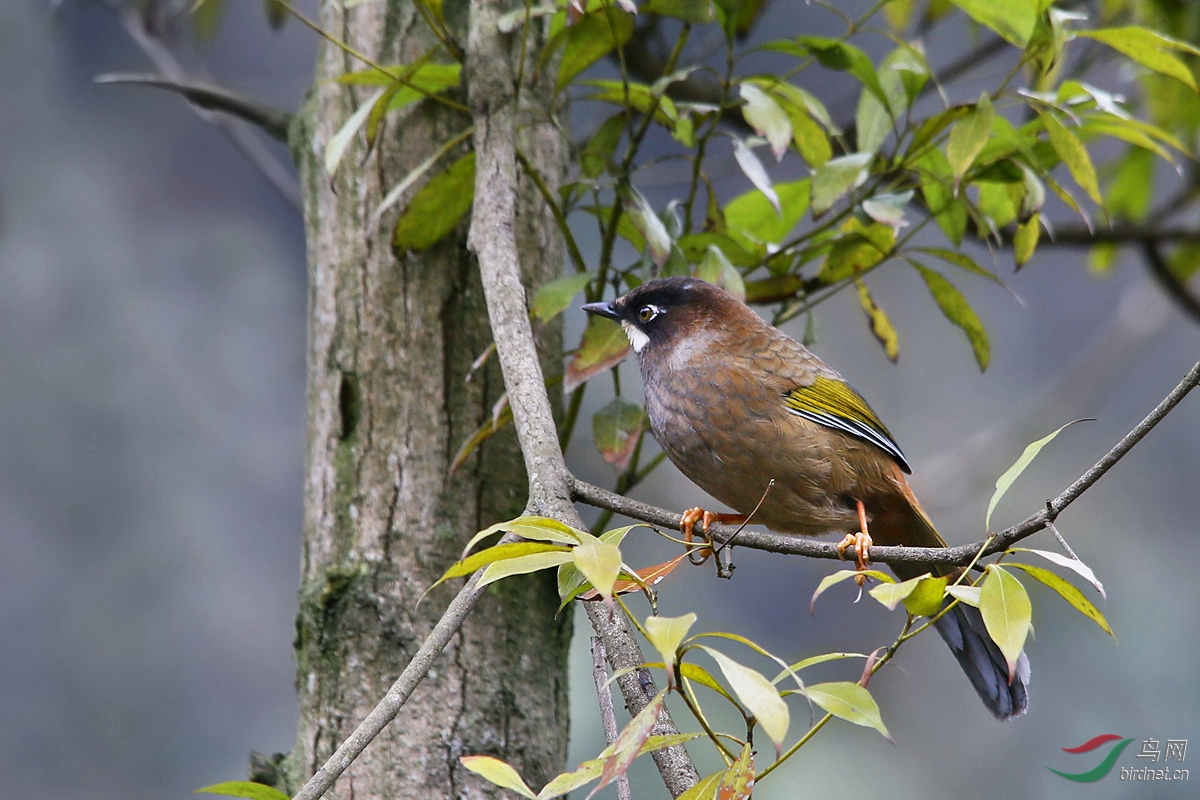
<box><xmin>620</xmin><ymin>320</ymin><xmax>650</xmax><ymax>353</ymax></box>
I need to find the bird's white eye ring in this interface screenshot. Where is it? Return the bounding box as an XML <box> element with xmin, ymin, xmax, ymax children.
<box><xmin>638</xmin><ymin>305</ymin><xmax>658</xmax><ymax>323</ymax></box>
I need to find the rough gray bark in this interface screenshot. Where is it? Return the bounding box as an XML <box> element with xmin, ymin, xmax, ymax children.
<box><xmin>285</xmin><ymin>3</ymin><xmax>570</xmax><ymax>798</ymax></box>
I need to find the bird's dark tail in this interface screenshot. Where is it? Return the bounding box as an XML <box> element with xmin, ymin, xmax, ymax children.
<box><xmin>931</xmin><ymin>601</ymin><xmax>1030</xmax><ymax>719</ymax></box>
<box><xmin>875</xmin><ymin>466</ymin><xmax>1030</xmax><ymax>719</ymax></box>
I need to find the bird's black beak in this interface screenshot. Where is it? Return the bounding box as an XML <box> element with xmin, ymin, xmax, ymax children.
<box><xmin>581</xmin><ymin>300</ymin><xmax>620</xmax><ymax>321</ymax></box>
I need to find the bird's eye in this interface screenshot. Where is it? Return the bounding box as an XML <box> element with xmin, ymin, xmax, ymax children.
<box><xmin>638</xmin><ymin>305</ymin><xmax>658</xmax><ymax>323</ymax></box>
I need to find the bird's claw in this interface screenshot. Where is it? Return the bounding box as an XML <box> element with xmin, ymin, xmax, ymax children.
<box><xmin>681</xmin><ymin>507</ymin><xmax>716</xmax><ymax>565</ymax></box>
<box><xmin>836</xmin><ymin>530</ymin><xmax>873</xmax><ymax>586</ymax></box>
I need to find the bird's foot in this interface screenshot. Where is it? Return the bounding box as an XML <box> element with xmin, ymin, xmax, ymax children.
<box><xmin>836</xmin><ymin>501</ymin><xmax>873</xmax><ymax>585</ymax></box>
<box><xmin>680</xmin><ymin>508</ymin><xmax>747</xmax><ymax>565</ymax></box>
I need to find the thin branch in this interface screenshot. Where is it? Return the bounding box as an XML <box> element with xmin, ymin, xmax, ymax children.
<box><xmin>1142</xmin><ymin>240</ymin><xmax>1200</xmax><ymax>324</ymax></box>
<box><xmin>1038</xmin><ymin>224</ymin><xmax>1200</xmax><ymax>246</ymax></box>
<box><xmin>591</xmin><ymin>638</ymin><xmax>633</xmax><ymax>800</ymax></box>
<box><xmin>572</xmin><ymin>356</ymin><xmax>1200</xmax><ymax>567</ymax></box>
<box><xmin>101</xmin><ymin>4</ymin><xmax>302</xmax><ymax>209</ymax></box>
<box><xmin>95</xmin><ymin>73</ymin><xmax>291</xmax><ymax>142</ymax></box>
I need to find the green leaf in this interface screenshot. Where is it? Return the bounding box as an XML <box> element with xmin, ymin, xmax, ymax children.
<box><xmin>592</xmin><ymin>691</ymin><xmax>666</xmax><ymax>798</ymax></box>
<box><xmin>580</xmin><ymin>112</ymin><xmax>626</xmax><ymax>179</ymax></box>
<box><xmin>793</xmin><ymin>37</ymin><xmax>889</xmax><ymax>110</ymax></box>
<box><xmin>868</xmin><ymin>574</ymin><xmax>925</xmax><ymax>611</ymax></box>
<box><xmin>907</xmin><ymin>105</ymin><xmax>970</xmax><ymax>161</ymax></box>
<box><xmin>746</xmin><ymin>78</ymin><xmax>832</xmax><ymax>167</ymax></box>
<box><xmin>1018</xmin><ymin>161</ymin><xmax>1046</xmax><ymax>220</ymax></box>
<box><xmin>619</xmin><ymin>184</ymin><xmax>673</xmax><ymax>266</ymax></box>
<box><xmin>592</xmin><ymin>397</ymin><xmax>647</xmax><ymax>472</ymax></box>
<box><xmin>1005</xmin><ymin>562</ymin><xmax>1114</xmax><ymax>639</ymax></box>
<box><xmin>856</xmin><ymin>279</ymin><xmax>899</xmax><ymax>362</ymax></box>
<box><xmin>537</xmin><ymin>759</ymin><xmax>604</xmax><ymax>799</ymax></box>
<box><xmin>478</xmin><ymin>550</ymin><xmax>576</xmax><ymax>589</ymax></box>
<box><xmin>1039</xmin><ymin>112</ymin><xmax>1101</xmax><ymax>204</ymax></box>
<box><xmin>1075</xmin><ymin>27</ymin><xmax>1200</xmax><ymax>92</ymax></box>
<box><xmin>678</xmin><ymin>233</ymin><xmax>757</xmax><ymax>267</ymax></box>
<box><xmin>1107</xmin><ymin>146</ymin><xmax>1154</xmax><ymax>222</ymax></box>
<box><xmin>673</xmin><ymin>770</ymin><xmax>724</xmax><ymax>800</ymax></box>
<box><xmin>979</xmin><ymin>566</ymin><xmax>1031</xmax><ymax>681</ymax></box>
<box><xmin>700</xmin><ymin>647</ymin><xmax>790</xmax><ymax>752</ymax></box>
<box><xmin>731</xmin><ymin>138</ymin><xmax>779</xmax><ymax>214</ymax></box>
<box><xmin>947</xmin><ymin>0</ymin><xmax>1037</xmax><ymax>47</ymax></box>
<box><xmin>914</xmin><ymin>148</ymin><xmax>967</xmax><ymax>245</ymax></box>
<box><xmin>584</xmin><ymin>80</ymin><xmax>693</xmax><ymax>146</ymax></box>
<box><xmin>861</xmin><ymin>191</ymin><xmax>911</xmax><ymax>229</ymax></box>
<box><xmin>902</xmin><ymin>575</ymin><xmax>950</xmax><ymax>617</ymax></box>
<box><xmin>818</xmin><ymin>219</ymin><xmax>895</xmax><ymax>284</ymax></box>
<box><xmin>565</xmin><ymin>316</ymin><xmax>631</xmax><ymax>391</ymax></box>
<box><xmin>810</xmin><ymin>568</ymin><xmax>894</xmax><ymax>613</ymax></box>
<box><xmin>554</xmin><ymin>10</ymin><xmax>635</xmax><ymax>90</ymax></box>
<box><xmin>909</xmin><ymin>262</ymin><xmax>990</xmax><ymax>370</ymax></box>
<box><xmin>464</xmin><ymin>516</ymin><xmax>583</xmax><ymax>557</ymax></box>
<box><xmin>948</xmin><ymin>93</ymin><xmax>995</xmax><ymax>184</ymax></box>
<box><xmin>497</xmin><ymin>3</ymin><xmax>558</xmax><ymax>33</ymax></box>
<box><xmin>986</xmin><ymin>420</ymin><xmax>1085</xmax><ymax>530</ymax></box>
<box><xmin>913</xmin><ymin>247</ymin><xmax>997</xmax><ymax>281</ymax></box>
<box><xmin>641</xmin><ymin>0</ymin><xmax>714</xmax><ymax>22</ymax></box>
<box><xmin>811</xmin><ymin>152</ymin><xmax>872</xmax><ymax>217</ymax></box>
<box><xmin>1010</xmin><ymin>547</ymin><xmax>1105</xmax><ymax>598</ymax></box>
<box><xmin>976</xmin><ymin>180</ymin><xmax>1018</xmax><ymax>233</ymax></box>
<box><xmin>1014</xmin><ymin>213</ymin><xmax>1040</xmax><ymax>267</ymax></box>
<box><xmin>772</xmin><ymin>652</ymin><xmax>867</xmax><ymax>684</ymax></box>
<box><xmin>946</xmin><ymin>584</ymin><xmax>982</xmax><ymax>606</ymax></box>
<box><xmin>572</xmin><ymin>536</ymin><xmax>623</xmax><ymax>603</ymax></box>
<box><xmin>1082</xmin><ymin>119</ymin><xmax>1174</xmax><ymax>165</ymax></box>
<box><xmin>803</xmin><ymin>681</ymin><xmax>891</xmax><ymax>740</ymax></box>
<box><xmin>392</xmin><ymin>151</ymin><xmax>476</xmax><ymax>252</ymax></box>
<box><xmin>460</xmin><ymin>756</ymin><xmax>537</xmax><ymax>799</ymax></box>
<box><xmin>531</xmin><ymin>272</ymin><xmax>594</xmax><ymax>322</ymax></box>
<box><xmin>382</xmin><ymin>63</ymin><xmax>462</xmax><ymax>115</ymax></box>
<box><xmin>196</xmin><ymin>781</ymin><xmax>290</xmax><ymax>800</ymax></box>
<box><xmin>556</xmin><ymin>525</ymin><xmax>642</xmax><ymax>607</ymax></box>
<box><xmin>538</xmin><ymin>728</ymin><xmax>705</xmax><ymax>800</ymax></box>
<box><xmin>434</xmin><ymin>541</ymin><xmax>572</xmax><ymax>590</ymax></box>
<box><xmin>723</xmin><ymin>179</ymin><xmax>810</xmax><ymax>248</ymax></box>
<box><xmin>645</xmin><ymin>613</ymin><xmax>698</xmax><ymax>672</ymax></box>
<box><xmin>192</xmin><ymin>0</ymin><xmax>225</xmax><ymax>40</ymax></box>
<box><xmin>673</xmin><ymin>661</ymin><xmax>732</xmax><ymax>697</ymax></box>
<box><xmin>739</xmin><ymin>83</ymin><xmax>792</xmax><ymax>160</ymax></box>
<box><xmin>695</xmin><ymin>244</ymin><xmax>746</xmax><ymax>300</ymax></box>
<box><xmin>715</xmin><ymin>744</ymin><xmax>755</xmax><ymax>800</ymax></box>
<box><xmin>854</xmin><ymin>48</ymin><xmax>918</xmax><ymax>155</ymax></box>
<box><xmin>325</xmin><ymin>88</ymin><xmax>385</xmax><ymax>177</ymax></box>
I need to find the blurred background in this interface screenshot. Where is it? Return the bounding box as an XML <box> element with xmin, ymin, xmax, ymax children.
<box><xmin>3</xmin><ymin>1</ymin><xmax>1198</xmax><ymax>799</ymax></box>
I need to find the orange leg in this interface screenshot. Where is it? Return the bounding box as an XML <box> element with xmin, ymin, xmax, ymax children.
<box><xmin>681</xmin><ymin>507</ymin><xmax>748</xmax><ymax>565</ymax></box>
<box><xmin>835</xmin><ymin>500</ymin><xmax>873</xmax><ymax>584</ymax></box>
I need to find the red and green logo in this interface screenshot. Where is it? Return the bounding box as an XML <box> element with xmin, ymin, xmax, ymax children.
<box><xmin>1048</xmin><ymin>734</ymin><xmax>1135</xmax><ymax>782</ymax></box>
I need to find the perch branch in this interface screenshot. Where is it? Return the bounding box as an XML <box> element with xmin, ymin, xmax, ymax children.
<box><xmin>572</xmin><ymin>356</ymin><xmax>1200</xmax><ymax>566</ymax></box>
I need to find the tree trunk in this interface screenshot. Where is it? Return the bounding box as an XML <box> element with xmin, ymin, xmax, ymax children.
<box><xmin>286</xmin><ymin>3</ymin><xmax>570</xmax><ymax>797</ymax></box>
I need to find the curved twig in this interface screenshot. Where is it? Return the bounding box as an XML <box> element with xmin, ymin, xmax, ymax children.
<box><xmin>95</xmin><ymin>73</ymin><xmax>292</xmax><ymax>142</ymax></box>
<box><xmin>1142</xmin><ymin>240</ymin><xmax>1200</xmax><ymax>324</ymax></box>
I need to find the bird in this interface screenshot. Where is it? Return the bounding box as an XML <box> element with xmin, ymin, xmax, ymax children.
<box><xmin>582</xmin><ymin>276</ymin><xmax>1029</xmax><ymax>719</ymax></box>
